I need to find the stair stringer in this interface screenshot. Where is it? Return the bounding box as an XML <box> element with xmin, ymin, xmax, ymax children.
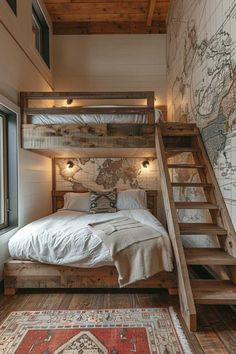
<box><xmin>155</xmin><ymin>126</ymin><xmax>197</xmax><ymax>331</ymax></box>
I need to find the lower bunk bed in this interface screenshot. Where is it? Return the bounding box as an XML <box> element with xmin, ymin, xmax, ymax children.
<box><xmin>4</xmin><ymin>189</ymin><xmax>177</xmax><ymax>295</ymax></box>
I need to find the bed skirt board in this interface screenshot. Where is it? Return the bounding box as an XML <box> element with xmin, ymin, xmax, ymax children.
<box><xmin>3</xmin><ymin>260</ymin><xmax>177</xmax><ymax>295</ymax></box>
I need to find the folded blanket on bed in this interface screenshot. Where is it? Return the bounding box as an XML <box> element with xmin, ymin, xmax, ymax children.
<box><xmin>88</xmin><ymin>217</ymin><xmax>171</xmax><ymax>287</ymax></box>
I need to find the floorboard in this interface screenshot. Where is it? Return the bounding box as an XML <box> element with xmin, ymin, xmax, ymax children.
<box><xmin>0</xmin><ymin>290</ymin><xmax>235</xmax><ymax>353</ymax></box>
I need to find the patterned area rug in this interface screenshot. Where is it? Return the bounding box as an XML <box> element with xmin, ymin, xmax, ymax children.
<box><xmin>0</xmin><ymin>308</ymin><xmax>193</xmax><ymax>353</ymax></box>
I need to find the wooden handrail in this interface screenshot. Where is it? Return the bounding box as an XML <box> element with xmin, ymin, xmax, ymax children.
<box><xmin>23</xmin><ymin>106</ymin><xmax>154</xmax><ymax>116</ymax></box>
<box><xmin>20</xmin><ymin>91</ymin><xmax>156</xmax><ymax>124</ymax></box>
<box><xmin>20</xmin><ymin>91</ymin><xmax>155</xmax><ymax>100</ymax></box>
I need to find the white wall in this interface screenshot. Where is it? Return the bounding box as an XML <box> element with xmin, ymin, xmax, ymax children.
<box><xmin>0</xmin><ymin>149</ymin><xmax>52</xmax><ymax>280</ymax></box>
<box><xmin>0</xmin><ymin>1</ymin><xmax>53</xmax><ymax>279</ymax></box>
<box><xmin>53</xmin><ymin>34</ymin><xmax>167</xmax><ymax>105</ymax></box>
<box><xmin>0</xmin><ymin>95</ymin><xmax>52</xmax><ymax>280</ymax></box>
<box><xmin>19</xmin><ymin>151</ymin><xmax>52</xmax><ymax>226</ymax></box>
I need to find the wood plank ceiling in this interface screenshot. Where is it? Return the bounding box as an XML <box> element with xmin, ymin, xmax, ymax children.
<box><xmin>44</xmin><ymin>0</ymin><xmax>170</xmax><ymax>35</ymax></box>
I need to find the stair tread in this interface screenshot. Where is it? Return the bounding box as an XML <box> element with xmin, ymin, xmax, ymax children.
<box><xmin>179</xmin><ymin>223</ymin><xmax>227</xmax><ymax>235</ymax></box>
<box><xmin>175</xmin><ymin>202</ymin><xmax>218</xmax><ymax>209</ymax></box>
<box><xmin>172</xmin><ymin>182</ymin><xmax>212</xmax><ymax>187</ymax></box>
<box><xmin>185</xmin><ymin>248</ymin><xmax>236</xmax><ymax>265</ymax></box>
<box><xmin>168</xmin><ymin>164</ymin><xmax>205</xmax><ymax>169</ymax></box>
<box><xmin>191</xmin><ymin>280</ymin><xmax>236</xmax><ymax>304</ymax></box>
<box><xmin>161</xmin><ymin>122</ymin><xmax>197</xmax><ymax>128</ymax></box>
<box><xmin>162</xmin><ymin>131</ymin><xmax>198</xmax><ymax>136</ymax></box>
<box><xmin>165</xmin><ymin>147</ymin><xmax>200</xmax><ymax>152</ymax></box>
<box><xmin>161</xmin><ymin>123</ymin><xmax>198</xmax><ymax>136</ymax></box>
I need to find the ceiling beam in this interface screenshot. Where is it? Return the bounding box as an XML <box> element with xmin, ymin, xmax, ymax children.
<box><xmin>53</xmin><ymin>21</ymin><xmax>167</xmax><ymax>35</ymax></box>
<box><xmin>146</xmin><ymin>0</ymin><xmax>157</xmax><ymax>26</ymax></box>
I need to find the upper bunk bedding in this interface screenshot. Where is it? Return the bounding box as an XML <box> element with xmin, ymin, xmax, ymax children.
<box><xmin>30</xmin><ymin>108</ymin><xmax>162</xmax><ymax>125</ymax></box>
<box><xmin>8</xmin><ymin>208</ymin><xmax>173</xmax><ymax>287</ymax></box>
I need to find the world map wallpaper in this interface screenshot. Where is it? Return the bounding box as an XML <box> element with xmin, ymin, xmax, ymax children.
<box><xmin>55</xmin><ymin>158</ymin><xmax>159</xmax><ymax>192</ymax></box>
<box><xmin>167</xmin><ymin>0</ymin><xmax>236</xmax><ymax>228</ymax></box>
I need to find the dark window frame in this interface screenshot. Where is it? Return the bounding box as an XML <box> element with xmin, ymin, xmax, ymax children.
<box><xmin>32</xmin><ymin>0</ymin><xmax>50</xmax><ymax>68</ymax></box>
<box><xmin>0</xmin><ymin>114</ymin><xmax>8</xmax><ymax>230</ymax></box>
<box><xmin>6</xmin><ymin>0</ymin><xmax>17</xmax><ymax>15</ymax></box>
<box><xmin>0</xmin><ymin>106</ymin><xmax>18</xmax><ymax>235</ymax></box>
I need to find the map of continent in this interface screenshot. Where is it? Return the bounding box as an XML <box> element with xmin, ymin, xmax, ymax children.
<box><xmin>56</xmin><ymin>158</ymin><xmax>158</xmax><ymax>191</ymax></box>
<box><xmin>167</xmin><ymin>0</ymin><xmax>236</xmax><ymax>227</ymax></box>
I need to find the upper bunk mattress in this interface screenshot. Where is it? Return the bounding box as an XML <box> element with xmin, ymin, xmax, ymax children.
<box><xmin>30</xmin><ymin>108</ymin><xmax>162</xmax><ymax>125</ymax></box>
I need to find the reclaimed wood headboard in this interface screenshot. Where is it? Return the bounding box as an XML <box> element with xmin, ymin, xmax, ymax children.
<box><xmin>52</xmin><ymin>190</ymin><xmax>165</xmax><ymax>223</ymax></box>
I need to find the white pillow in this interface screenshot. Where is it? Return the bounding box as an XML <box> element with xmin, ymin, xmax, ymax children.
<box><xmin>117</xmin><ymin>189</ymin><xmax>147</xmax><ymax>210</ymax></box>
<box><xmin>63</xmin><ymin>192</ymin><xmax>90</xmax><ymax>212</ymax></box>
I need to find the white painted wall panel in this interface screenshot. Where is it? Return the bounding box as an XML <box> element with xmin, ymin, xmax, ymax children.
<box><xmin>53</xmin><ymin>34</ymin><xmax>167</xmax><ymax>105</ymax></box>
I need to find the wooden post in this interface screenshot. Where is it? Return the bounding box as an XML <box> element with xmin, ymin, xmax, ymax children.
<box><xmin>147</xmin><ymin>95</ymin><xmax>155</xmax><ymax>124</ymax></box>
<box><xmin>20</xmin><ymin>92</ymin><xmax>28</xmax><ymax>124</ymax></box>
<box><xmin>4</xmin><ymin>288</ymin><xmax>16</xmax><ymax>296</ymax></box>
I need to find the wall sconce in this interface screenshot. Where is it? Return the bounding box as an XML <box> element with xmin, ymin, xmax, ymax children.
<box><xmin>67</xmin><ymin>160</ymin><xmax>74</xmax><ymax>169</ymax></box>
<box><xmin>66</xmin><ymin>98</ymin><xmax>73</xmax><ymax>105</ymax></box>
<box><xmin>142</xmin><ymin>160</ymin><xmax>150</xmax><ymax>168</ymax></box>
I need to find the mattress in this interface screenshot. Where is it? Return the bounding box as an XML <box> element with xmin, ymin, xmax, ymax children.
<box><xmin>30</xmin><ymin>108</ymin><xmax>162</xmax><ymax>125</ymax></box>
<box><xmin>8</xmin><ymin>209</ymin><xmax>172</xmax><ymax>270</ymax></box>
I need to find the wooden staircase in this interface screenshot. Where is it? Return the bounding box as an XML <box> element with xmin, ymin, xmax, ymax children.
<box><xmin>156</xmin><ymin>122</ymin><xmax>236</xmax><ymax>331</ymax></box>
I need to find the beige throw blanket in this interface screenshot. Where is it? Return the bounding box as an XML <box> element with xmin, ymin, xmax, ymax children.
<box><xmin>89</xmin><ymin>217</ymin><xmax>172</xmax><ymax>287</ymax></box>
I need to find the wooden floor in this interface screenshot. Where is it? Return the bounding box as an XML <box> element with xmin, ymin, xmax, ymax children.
<box><xmin>0</xmin><ymin>290</ymin><xmax>236</xmax><ymax>353</ymax></box>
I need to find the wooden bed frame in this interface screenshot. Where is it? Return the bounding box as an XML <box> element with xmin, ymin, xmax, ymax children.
<box><xmin>51</xmin><ymin>190</ymin><xmax>166</xmax><ymax>227</ymax></box>
<box><xmin>4</xmin><ymin>91</ymin><xmax>176</xmax><ymax>295</ymax></box>
<box><xmin>19</xmin><ymin>91</ymin><xmax>167</xmax><ymax>158</ymax></box>
<box><xmin>4</xmin><ymin>263</ymin><xmax>176</xmax><ymax>295</ymax></box>
<box><xmin>4</xmin><ymin>189</ymin><xmax>177</xmax><ymax>295</ymax></box>
<box><xmin>20</xmin><ymin>91</ymin><xmax>167</xmax><ymax>123</ymax></box>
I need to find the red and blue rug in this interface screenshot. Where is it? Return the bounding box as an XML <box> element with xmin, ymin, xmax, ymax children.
<box><xmin>0</xmin><ymin>308</ymin><xmax>193</xmax><ymax>353</ymax></box>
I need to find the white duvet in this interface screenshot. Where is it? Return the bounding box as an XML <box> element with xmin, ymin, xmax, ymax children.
<box><xmin>8</xmin><ymin>209</ymin><xmax>172</xmax><ymax>270</ymax></box>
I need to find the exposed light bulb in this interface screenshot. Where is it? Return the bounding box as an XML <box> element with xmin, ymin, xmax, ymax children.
<box><xmin>67</xmin><ymin>160</ymin><xmax>74</xmax><ymax>168</ymax></box>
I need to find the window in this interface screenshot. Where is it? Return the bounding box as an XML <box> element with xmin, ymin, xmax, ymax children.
<box><xmin>0</xmin><ymin>115</ymin><xmax>8</xmax><ymax>229</ymax></box>
<box><xmin>0</xmin><ymin>107</ymin><xmax>18</xmax><ymax>233</ymax></box>
<box><xmin>6</xmin><ymin>0</ymin><xmax>17</xmax><ymax>15</ymax></box>
<box><xmin>32</xmin><ymin>0</ymin><xmax>50</xmax><ymax>67</ymax></box>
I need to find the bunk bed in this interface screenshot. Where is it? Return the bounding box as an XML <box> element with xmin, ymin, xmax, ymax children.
<box><xmin>5</xmin><ymin>90</ymin><xmax>176</xmax><ymax>293</ymax></box>
<box><xmin>4</xmin><ymin>90</ymin><xmax>236</xmax><ymax>332</ymax></box>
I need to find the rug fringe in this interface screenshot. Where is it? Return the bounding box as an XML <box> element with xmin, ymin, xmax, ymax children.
<box><xmin>169</xmin><ymin>307</ymin><xmax>193</xmax><ymax>354</ymax></box>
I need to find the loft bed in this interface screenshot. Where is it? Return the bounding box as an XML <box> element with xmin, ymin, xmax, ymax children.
<box><xmin>6</xmin><ymin>90</ymin><xmax>176</xmax><ymax>293</ymax></box>
<box><xmin>5</xmin><ymin>90</ymin><xmax>177</xmax><ymax>292</ymax></box>
<box><xmin>20</xmin><ymin>91</ymin><xmax>167</xmax><ymax>158</ymax></box>
<box><xmin>7</xmin><ymin>90</ymin><xmax>236</xmax><ymax>332</ymax></box>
